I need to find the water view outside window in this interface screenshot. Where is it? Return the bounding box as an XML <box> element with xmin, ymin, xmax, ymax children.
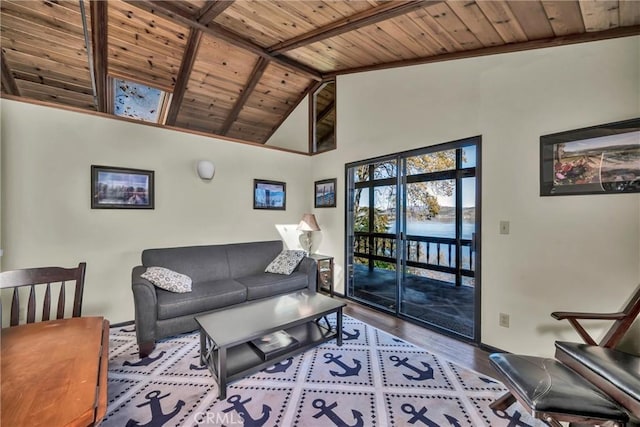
<box><xmin>114</xmin><ymin>79</ymin><xmax>165</xmax><ymax>123</ymax></box>
<box><xmin>347</xmin><ymin>140</ymin><xmax>479</xmax><ymax>339</ymax></box>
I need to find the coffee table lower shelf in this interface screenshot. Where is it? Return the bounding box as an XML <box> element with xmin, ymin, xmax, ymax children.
<box><xmin>200</xmin><ymin>319</ymin><xmax>341</xmax><ymax>399</ymax></box>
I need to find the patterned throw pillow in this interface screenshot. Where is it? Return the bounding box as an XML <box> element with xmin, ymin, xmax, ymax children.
<box><xmin>265</xmin><ymin>250</ymin><xmax>306</xmax><ymax>275</ymax></box>
<box><xmin>141</xmin><ymin>267</ymin><xmax>192</xmax><ymax>293</ymax></box>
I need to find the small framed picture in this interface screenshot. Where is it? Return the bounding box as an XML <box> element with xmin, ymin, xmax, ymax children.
<box><xmin>315</xmin><ymin>178</ymin><xmax>337</xmax><ymax>208</ymax></box>
<box><xmin>540</xmin><ymin>118</ymin><xmax>640</xmax><ymax>196</ymax></box>
<box><xmin>91</xmin><ymin>165</ymin><xmax>154</xmax><ymax>209</ymax></box>
<box><xmin>254</xmin><ymin>179</ymin><xmax>286</xmax><ymax>210</ymax></box>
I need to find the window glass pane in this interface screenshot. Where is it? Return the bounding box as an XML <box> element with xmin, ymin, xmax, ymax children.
<box><xmin>373</xmin><ymin>160</ymin><xmax>397</xmax><ymax>179</ymax></box>
<box><xmin>353</xmin><ymin>165</ymin><xmax>369</xmax><ymax>183</ymax></box>
<box><xmin>406</xmin><ymin>150</ymin><xmax>456</xmax><ymax>175</ymax></box>
<box><xmin>462</xmin><ymin>145</ymin><xmax>477</xmax><ymax>168</ymax></box>
<box><xmin>353</xmin><ymin>187</ymin><xmax>370</xmax><ymax>232</ymax></box>
<box><xmin>373</xmin><ymin>185</ymin><xmax>396</xmax><ymax>234</ymax></box>
<box><xmin>406</xmin><ymin>179</ymin><xmax>455</xmax><ymax>237</ymax></box>
<box><xmin>114</xmin><ymin>79</ymin><xmax>164</xmax><ymax>123</ymax></box>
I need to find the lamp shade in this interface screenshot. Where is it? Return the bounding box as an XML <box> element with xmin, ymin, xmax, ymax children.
<box><xmin>197</xmin><ymin>160</ymin><xmax>215</xmax><ymax>180</ymax></box>
<box><xmin>297</xmin><ymin>213</ymin><xmax>321</xmax><ymax>231</ymax></box>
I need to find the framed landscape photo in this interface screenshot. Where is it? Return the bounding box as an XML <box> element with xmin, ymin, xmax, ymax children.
<box><xmin>540</xmin><ymin>118</ymin><xmax>640</xmax><ymax>196</ymax></box>
<box><xmin>315</xmin><ymin>178</ymin><xmax>337</xmax><ymax>208</ymax></box>
<box><xmin>254</xmin><ymin>179</ymin><xmax>286</xmax><ymax>210</ymax></box>
<box><xmin>91</xmin><ymin>165</ymin><xmax>154</xmax><ymax>209</ymax></box>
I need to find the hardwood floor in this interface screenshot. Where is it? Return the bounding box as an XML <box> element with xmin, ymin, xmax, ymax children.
<box><xmin>342</xmin><ymin>297</ymin><xmax>496</xmax><ymax>377</ymax></box>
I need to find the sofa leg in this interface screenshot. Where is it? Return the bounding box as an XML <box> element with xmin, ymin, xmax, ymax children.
<box><xmin>139</xmin><ymin>341</ymin><xmax>156</xmax><ymax>358</ymax></box>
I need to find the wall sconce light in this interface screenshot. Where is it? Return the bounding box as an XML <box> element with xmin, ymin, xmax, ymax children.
<box><xmin>197</xmin><ymin>160</ymin><xmax>215</xmax><ymax>180</ymax></box>
<box><xmin>297</xmin><ymin>213</ymin><xmax>321</xmax><ymax>254</ymax></box>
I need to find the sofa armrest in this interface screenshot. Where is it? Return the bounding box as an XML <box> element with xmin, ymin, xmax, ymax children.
<box><xmin>131</xmin><ymin>265</ymin><xmax>158</xmax><ymax>344</ymax></box>
<box><xmin>297</xmin><ymin>257</ymin><xmax>317</xmax><ymax>292</ymax></box>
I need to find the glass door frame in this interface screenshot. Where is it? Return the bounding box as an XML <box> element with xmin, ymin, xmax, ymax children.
<box><xmin>345</xmin><ymin>137</ymin><xmax>482</xmax><ymax>344</ymax></box>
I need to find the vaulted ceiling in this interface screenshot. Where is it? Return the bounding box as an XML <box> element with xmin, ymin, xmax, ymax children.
<box><xmin>1</xmin><ymin>1</ymin><xmax>639</xmax><ymax>147</ymax></box>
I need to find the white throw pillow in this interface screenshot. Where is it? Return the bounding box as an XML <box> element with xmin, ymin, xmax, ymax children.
<box><xmin>265</xmin><ymin>250</ymin><xmax>306</xmax><ymax>275</ymax></box>
<box><xmin>141</xmin><ymin>266</ymin><xmax>192</xmax><ymax>293</ymax></box>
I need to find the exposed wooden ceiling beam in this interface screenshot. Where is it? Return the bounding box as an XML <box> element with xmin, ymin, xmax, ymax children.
<box><xmin>316</xmin><ymin>100</ymin><xmax>335</xmax><ymax>124</ymax></box>
<box><xmin>124</xmin><ymin>0</ymin><xmax>322</xmax><ymax>81</ymax></box>
<box><xmin>323</xmin><ymin>25</ymin><xmax>640</xmax><ymax>78</ymax></box>
<box><xmin>196</xmin><ymin>0</ymin><xmax>234</xmax><ymax>24</ymax></box>
<box><xmin>90</xmin><ymin>0</ymin><xmax>108</xmax><ymax>113</ymax></box>
<box><xmin>221</xmin><ymin>57</ymin><xmax>269</xmax><ymax>135</ymax></box>
<box><xmin>166</xmin><ymin>29</ymin><xmax>202</xmax><ymax>126</ymax></box>
<box><xmin>268</xmin><ymin>0</ymin><xmax>443</xmax><ymax>54</ymax></box>
<box><xmin>1</xmin><ymin>52</ymin><xmax>20</xmax><ymax>96</ymax></box>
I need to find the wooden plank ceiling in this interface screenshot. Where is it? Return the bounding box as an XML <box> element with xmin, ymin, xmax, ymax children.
<box><xmin>1</xmin><ymin>0</ymin><xmax>639</xmax><ymax>145</ymax></box>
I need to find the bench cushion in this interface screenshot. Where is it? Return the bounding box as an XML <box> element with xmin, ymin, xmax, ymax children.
<box><xmin>237</xmin><ymin>272</ymin><xmax>308</xmax><ymax>300</ymax></box>
<box><xmin>157</xmin><ymin>279</ymin><xmax>246</xmax><ymax>320</ymax></box>
<box><xmin>555</xmin><ymin>341</ymin><xmax>640</xmax><ymax>416</ymax></box>
<box><xmin>489</xmin><ymin>353</ymin><xmax>629</xmax><ymax>423</ymax></box>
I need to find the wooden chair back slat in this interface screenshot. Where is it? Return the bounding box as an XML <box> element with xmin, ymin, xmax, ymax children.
<box><xmin>42</xmin><ymin>283</ymin><xmax>51</xmax><ymax>322</ymax></box>
<box><xmin>26</xmin><ymin>285</ymin><xmax>36</xmax><ymax>324</ymax></box>
<box><xmin>57</xmin><ymin>283</ymin><xmax>66</xmax><ymax>320</ymax></box>
<box><xmin>10</xmin><ymin>289</ymin><xmax>20</xmax><ymax>326</ymax></box>
<box><xmin>0</xmin><ymin>263</ymin><xmax>86</xmax><ymax>327</ymax></box>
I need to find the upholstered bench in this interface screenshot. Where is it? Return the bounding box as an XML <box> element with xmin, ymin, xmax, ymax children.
<box><xmin>489</xmin><ymin>352</ymin><xmax>630</xmax><ymax>427</ymax></box>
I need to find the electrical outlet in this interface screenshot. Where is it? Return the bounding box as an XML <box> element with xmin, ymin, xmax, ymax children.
<box><xmin>499</xmin><ymin>221</ymin><xmax>510</xmax><ymax>235</ymax></box>
<box><xmin>499</xmin><ymin>313</ymin><xmax>510</xmax><ymax>328</ymax></box>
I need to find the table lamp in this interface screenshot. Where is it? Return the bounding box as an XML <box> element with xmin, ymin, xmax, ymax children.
<box><xmin>297</xmin><ymin>213</ymin><xmax>320</xmax><ymax>254</ymax></box>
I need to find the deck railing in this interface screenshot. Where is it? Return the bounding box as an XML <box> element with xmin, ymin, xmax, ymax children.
<box><xmin>353</xmin><ymin>232</ymin><xmax>475</xmax><ymax>278</ymax></box>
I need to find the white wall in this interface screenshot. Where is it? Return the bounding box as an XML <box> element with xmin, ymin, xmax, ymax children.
<box><xmin>1</xmin><ymin>100</ymin><xmax>312</xmax><ymax>324</ymax></box>
<box><xmin>266</xmin><ymin>94</ymin><xmax>310</xmax><ymax>152</ymax></box>
<box><xmin>310</xmin><ymin>36</ymin><xmax>640</xmax><ymax>355</ymax></box>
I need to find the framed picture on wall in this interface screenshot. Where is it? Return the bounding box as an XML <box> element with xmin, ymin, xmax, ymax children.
<box><xmin>254</xmin><ymin>179</ymin><xmax>286</xmax><ymax>210</ymax></box>
<box><xmin>540</xmin><ymin>118</ymin><xmax>640</xmax><ymax>196</ymax></box>
<box><xmin>314</xmin><ymin>178</ymin><xmax>337</xmax><ymax>208</ymax></box>
<box><xmin>91</xmin><ymin>165</ymin><xmax>154</xmax><ymax>209</ymax></box>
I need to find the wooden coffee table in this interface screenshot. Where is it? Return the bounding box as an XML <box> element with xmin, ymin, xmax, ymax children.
<box><xmin>195</xmin><ymin>290</ymin><xmax>345</xmax><ymax>399</ymax></box>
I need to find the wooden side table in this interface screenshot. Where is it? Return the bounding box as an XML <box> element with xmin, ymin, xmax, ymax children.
<box><xmin>309</xmin><ymin>254</ymin><xmax>334</xmax><ymax>297</ymax></box>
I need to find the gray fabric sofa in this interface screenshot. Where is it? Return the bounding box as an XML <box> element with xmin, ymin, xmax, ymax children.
<box><xmin>131</xmin><ymin>240</ymin><xmax>317</xmax><ymax>357</ymax></box>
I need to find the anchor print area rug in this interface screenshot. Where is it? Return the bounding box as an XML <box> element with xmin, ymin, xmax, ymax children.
<box><xmin>103</xmin><ymin>315</ymin><xmax>545</xmax><ymax>427</ymax></box>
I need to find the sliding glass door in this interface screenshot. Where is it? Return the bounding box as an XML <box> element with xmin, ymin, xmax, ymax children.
<box><xmin>346</xmin><ymin>138</ymin><xmax>480</xmax><ymax>340</ymax></box>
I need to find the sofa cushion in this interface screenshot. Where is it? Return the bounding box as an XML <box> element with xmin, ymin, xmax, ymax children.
<box><xmin>156</xmin><ymin>279</ymin><xmax>246</xmax><ymax>320</ymax></box>
<box><xmin>237</xmin><ymin>272</ymin><xmax>308</xmax><ymax>300</ymax></box>
<box><xmin>142</xmin><ymin>245</ymin><xmax>231</xmax><ymax>283</ymax></box>
<box><xmin>226</xmin><ymin>241</ymin><xmax>283</xmax><ymax>278</ymax></box>
<box><xmin>265</xmin><ymin>250</ymin><xmax>306</xmax><ymax>275</ymax></box>
<box><xmin>141</xmin><ymin>267</ymin><xmax>192</xmax><ymax>293</ymax></box>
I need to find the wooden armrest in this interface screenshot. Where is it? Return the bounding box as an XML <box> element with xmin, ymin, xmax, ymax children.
<box><xmin>551</xmin><ymin>311</ymin><xmax>626</xmax><ymax>321</ymax></box>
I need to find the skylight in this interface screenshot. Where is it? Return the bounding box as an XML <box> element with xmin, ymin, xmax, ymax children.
<box><xmin>113</xmin><ymin>78</ymin><xmax>166</xmax><ymax>123</ymax></box>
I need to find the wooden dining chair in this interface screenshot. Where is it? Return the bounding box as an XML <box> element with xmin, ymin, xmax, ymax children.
<box><xmin>0</xmin><ymin>262</ymin><xmax>86</xmax><ymax>326</ymax></box>
<box><xmin>551</xmin><ymin>284</ymin><xmax>640</xmax><ymax>348</ymax></box>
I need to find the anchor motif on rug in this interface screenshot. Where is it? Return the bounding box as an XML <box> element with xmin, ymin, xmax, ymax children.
<box><xmin>189</xmin><ymin>354</ymin><xmax>208</xmax><ymax>371</ymax></box>
<box><xmin>124</xmin><ymin>351</ymin><xmax>166</xmax><ymax>367</ymax></box>
<box><xmin>343</xmin><ymin>328</ymin><xmax>360</xmax><ymax>341</ymax></box>
<box><xmin>222</xmin><ymin>394</ymin><xmax>271</xmax><ymax>427</ymax></box>
<box><xmin>494</xmin><ymin>409</ymin><xmax>535</xmax><ymax>427</ymax></box>
<box><xmin>389</xmin><ymin>355</ymin><xmax>434</xmax><ymax>381</ymax></box>
<box><xmin>401</xmin><ymin>403</ymin><xmax>461</xmax><ymax>426</ymax></box>
<box><xmin>120</xmin><ymin>327</ymin><xmax>136</xmax><ymax>333</ymax></box>
<box><xmin>479</xmin><ymin>376</ymin><xmax>498</xmax><ymax>384</ymax></box>
<box><xmin>312</xmin><ymin>398</ymin><xmax>364</xmax><ymax>427</ymax></box>
<box><xmin>126</xmin><ymin>390</ymin><xmax>185</xmax><ymax>427</ymax></box>
<box><xmin>324</xmin><ymin>352</ymin><xmax>362</xmax><ymax>377</ymax></box>
<box><xmin>262</xmin><ymin>357</ymin><xmax>293</xmax><ymax>374</ymax></box>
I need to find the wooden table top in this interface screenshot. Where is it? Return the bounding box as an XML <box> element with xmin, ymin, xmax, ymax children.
<box><xmin>1</xmin><ymin>317</ymin><xmax>108</xmax><ymax>427</ymax></box>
